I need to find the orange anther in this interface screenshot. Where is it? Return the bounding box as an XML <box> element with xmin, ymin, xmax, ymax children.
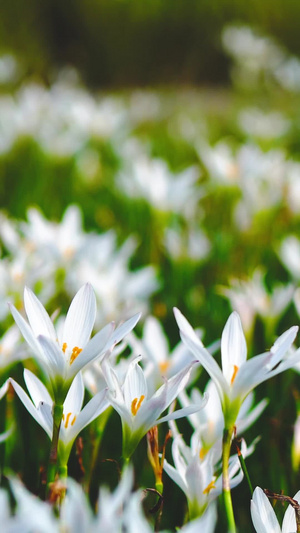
<box><xmin>131</xmin><ymin>395</ymin><xmax>145</xmax><ymax>416</ymax></box>
<box><xmin>231</xmin><ymin>365</ymin><xmax>239</xmax><ymax>385</ymax></box>
<box><xmin>203</xmin><ymin>479</ymin><xmax>216</xmax><ymax>494</ymax></box>
<box><xmin>70</xmin><ymin>346</ymin><xmax>82</xmax><ymax>365</ymax></box>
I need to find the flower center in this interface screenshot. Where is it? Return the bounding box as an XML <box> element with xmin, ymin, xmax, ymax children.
<box><xmin>159</xmin><ymin>361</ymin><xmax>170</xmax><ymax>374</ymax></box>
<box><xmin>62</xmin><ymin>342</ymin><xmax>83</xmax><ymax>364</ymax></box>
<box><xmin>231</xmin><ymin>364</ymin><xmax>239</xmax><ymax>385</ymax></box>
<box><xmin>62</xmin><ymin>412</ymin><xmax>77</xmax><ymax>429</ymax></box>
<box><xmin>199</xmin><ymin>447</ymin><xmax>208</xmax><ymax>461</ymax></box>
<box><xmin>131</xmin><ymin>395</ymin><xmax>145</xmax><ymax>416</ymax></box>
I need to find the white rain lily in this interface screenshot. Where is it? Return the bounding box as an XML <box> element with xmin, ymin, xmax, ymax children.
<box><xmin>174</xmin><ymin>308</ymin><xmax>299</xmax><ymax>427</ymax></box>
<box><xmin>163</xmin><ymin>425</ymin><xmax>246</xmax><ymax>519</ymax></box>
<box><xmin>220</xmin><ymin>269</ymin><xmax>295</xmax><ymax>336</ymax></box>
<box><xmin>9</xmin><ymin>283</ymin><xmax>140</xmax><ymax>402</ymax></box>
<box><xmin>101</xmin><ymin>355</ymin><xmax>206</xmax><ymax>459</ymax></box>
<box><xmin>10</xmin><ymin>368</ymin><xmax>109</xmax><ymax>466</ymax></box>
<box><xmin>251</xmin><ymin>486</ymin><xmax>300</xmax><ymax>533</ymax></box>
<box><xmin>9</xmin><ymin>477</ymin><xmax>59</xmax><ymax>533</ymax></box>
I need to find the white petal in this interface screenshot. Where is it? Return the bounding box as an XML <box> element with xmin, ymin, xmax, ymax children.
<box><xmin>38</xmin><ymin>402</ymin><xmax>53</xmax><ymax>439</ymax></box>
<box><xmin>144</xmin><ymin>316</ymin><xmax>168</xmax><ymax>362</ymax></box>
<box><xmin>67</xmin><ymin>388</ymin><xmax>109</xmax><ymax>444</ymax></box>
<box><xmin>251</xmin><ymin>487</ymin><xmax>281</xmax><ymax>533</ymax></box>
<box><xmin>232</xmin><ymin>352</ymin><xmax>271</xmax><ymax>401</ymax></box>
<box><xmin>267</xmin><ymin>325</ymin><xmax>298</xmax><ymax>370</ymax></box>
<box><xmin>174</xmin><ymin>308</ymin><xmax>228</xmax><ymax>403</ymax></box>
<box><xmin>63</xmin><ymin>372</ymin><xmax>84</xmax><ymax>415</ymax></box>
<box><xmin>123</xmin><ymin>359</ymin><xmax>147</xmax><ymax>412</ymax></box>
<box><xmin>37</xmin><ymin>336</ymin><xmax>65</xmax><ymax>378</ymax></box>
<box><xmin>163</xmin><ymin>457</ymin><xmax>188</xmax><ymax>495</ymax></box>
<box><xmin>24</xmin><ymin>369</ymin><xmax>53</xmax><ymax>407</ymax></box>
<box><xmin>221</xmin><ymin>312</ymin><xmax>247</xmax><ymax>385</ymax></box>
<box><xmin>158</xmin><ymin>401</ymin><xmax>208</xmax><ymax>426</ymax></box>
<box><xmin>69</xmin><ymin>322</ymin><xmax>115</xmax><ymax>377</ymax></box>
<box><xmin>0</xmin><ymin>380</ymin><xmax>9</xmax><ymax>400</ymax></box>
<box><xmin>10</xmin><ymin>378</ymin><xmax>51</xmax><ymax>437</ymax></box>
<box><xmin>0</xmin><ymin>425</ymin><xmax>14</xmax><ymax>443</ymax></box>
<box><xmin>9</xmin><ymin>303</ymin><xmax>43</xmax><ymax>358</ymax></box>
<box><xmin>24</xmin><ymin>287</ymin><xmax>57</xmax><ymax>341</ymax></box>
<box><xmin>62</xmin><ymin>283</ymin><xmax>96</xmax><ymax>350</ymax></box>
<box><xmin>154</xmin><ymin>361</ymin><xmax>198</xmax><ymax>410</ymax></box>
<box><xmin>236</xmin><ymin>398</ymin><xmax>268</xmax><ymax>435</ymax></box>
<box><xmin>282</xmin><ymin>500</ymin><xmax>297</xmax><ymax>533</ymax></box>
<box><xmin>103</xmin><ymin>313</ymin><xmax>141</xmax><ymax>351</ymax></box>
<box><xmin>185</xmin><ymin>457</ymin><xmax>206</xmax><ymax>505</ymax></box>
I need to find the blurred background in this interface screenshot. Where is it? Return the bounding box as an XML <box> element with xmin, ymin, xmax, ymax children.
<box><xmin>1</xmin><ymin>0</ymin><xmax>300</xmax><ymax>88</ymax></box>
<box><xmin>1</xmin><ymin>1</ymin><xmax>300</xmax><ymax>531</ymax></box>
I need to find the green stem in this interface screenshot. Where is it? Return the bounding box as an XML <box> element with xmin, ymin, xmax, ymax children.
<box><xmin>47</xmin><ymin>403</ymin><xmax>63</xmax><ymax>495</ymax></box>
<box><xmin>58</xmin><ymin>464</ymin><xmax>68</xmax><ymax>479</ymax></box>
<box><xmin>234</xmin><ymin>438</ymin><xmax>253</xmax><ymax>496</ymax></box>
<box><xmin>222</xmin><ymin>426</ymin><xmax>236</xmax><ymax>533</ymax></box>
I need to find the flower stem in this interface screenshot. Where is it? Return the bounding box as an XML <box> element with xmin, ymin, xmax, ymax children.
<box><xmin>47</xmin><ymin>403</ymin><xmax>63</xmax><ymax>496</ymax></box>
<box><xmin>234</xmin><ymin>437</ymin><xmax>253</xmax><ymax>496</ymax></box>
<box><xmin>222</xmin><ymin>426</ymin><xmax>236</xmax><ymax>533</ymax></box>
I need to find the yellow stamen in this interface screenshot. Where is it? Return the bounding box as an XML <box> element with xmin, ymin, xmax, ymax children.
<box><xmin>199</xmin><ymin>447</ymin><xmax>207</xmax><ymax>461</ymax></box>
<box><xmin>231</xmin><ymin>364</ymin><xmax>239</xmax><ymax>385</ymax></box>
<box><xmin>203</xmin><ymin>479</ymin><xmax>216</xmax><ymax>494</ymax></box>
<box><xmin>64</xmin><ymin>412</ymin><xmax>72</xmax><ymax>429</ymax></box>
<box><xmin>71</xmin><ymin>415</ymin><xmax>76</xmax><ymax>426</ymax></box>
<box><xmin>159</xmin><ymin>361</ymin><xmax>170</xmax><ymax>374</ymax></box>
<box><xmin>62</xmin><ymin>342</ymin><xmax>68</xmax><ymax>354</ymax></box>
<box><xmin>70</xmin><ymin>346</ymin><xmax>82</xmax><ymax>364</ymax></box>
<box><xmin>131</xmin><ymin>395</ymin><xmax>145</xmax><ymax>416</ymax></box>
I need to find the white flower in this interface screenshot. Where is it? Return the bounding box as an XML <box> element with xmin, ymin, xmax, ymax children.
<box><xmin>251</xmin><ymin>486</ymin><xmax>300</xmax><ymax>533</ymax></box>
<box><xmin>163</xmin><ymin>425</ymin><xmax>246</xmax><ymax>519</ymax></box>
<box><xmin>101</xmin><ymin>355</ymin><xmax>206</xmax><ymax>459</ymax></box>
<box><xmin>221</xmin><ymin>269</ymin><xmax>295</xmax><ymax>335</ymax></box>
<box><xmin>10</xmin><ymin>368</ymin><xmax>109</xmax><ymax>465</ymax></box>
<box><xmin>9</xmin><ymin>477</ymin><xmax>58</xmax><ymax>532</ymax></box>
<box><xmin>174</xmin><ymin>308</ymin><xmax>299</xmax><ymax>426</ymax></box>
<box><xmin>10</xmin><ymin>283</ymin><xmax>140</xmax><ymax>402</ymax></box>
